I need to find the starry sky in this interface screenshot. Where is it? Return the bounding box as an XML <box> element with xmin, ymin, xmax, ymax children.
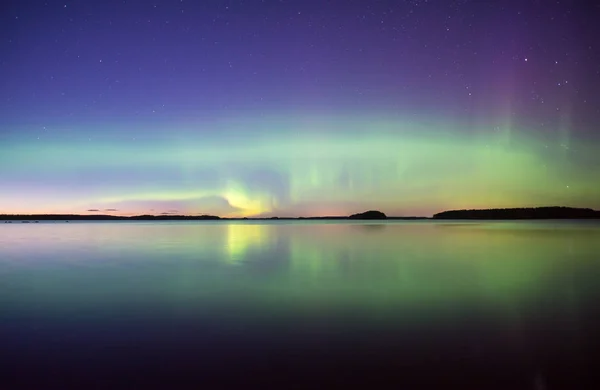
<box><xmin>1</xmin><ymin>0</ymin><xmax>599</xmax><ymax>217</ymax></box>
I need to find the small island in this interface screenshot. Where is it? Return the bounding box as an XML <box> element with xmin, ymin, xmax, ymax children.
<box><xmin>348</xmin><ymin>210</ymin><xmax>387</xmax><ymax>220</ymax></box>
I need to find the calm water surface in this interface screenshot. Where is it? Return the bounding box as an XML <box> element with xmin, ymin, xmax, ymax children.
<box><xmin>1</xmin><ymin>220</ymin><xmax>599</xmax><ymax>388</ymax></box>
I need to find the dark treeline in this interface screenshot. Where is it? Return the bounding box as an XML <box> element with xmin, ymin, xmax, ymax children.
<box><xmin>433</xmin><ymin>206</ymin><xmax>600</xmax><ymax>220</ymax></box>
<box><xmin>0</xmin><ymin>211</ymin><xmax>427</xmax><ymax>221</ymax></box>
<box><xmin>0</xmin><ymin>214</ymin><xmax>221</xmax><ymax>221</ymax></box>
<box><xmin>2</xmin><ymin>207</ymin><xmax>599</xmax><ymax>221</ymax></box>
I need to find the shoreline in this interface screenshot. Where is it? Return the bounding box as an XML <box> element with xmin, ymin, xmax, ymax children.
<box><xmin>2</xmin><ymin>207</ymin><xmax>599</xmax><ymax>221</ymax></box>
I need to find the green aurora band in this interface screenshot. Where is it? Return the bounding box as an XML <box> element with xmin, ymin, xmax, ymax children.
<box><xmin>1</xmin><ymin>116</ymin><xmax>598</xmax><ymax>217</ymax></box>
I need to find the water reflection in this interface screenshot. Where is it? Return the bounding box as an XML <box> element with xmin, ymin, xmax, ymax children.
<box><xmin>2</xmin><ymin>220</ymin><xmax>598</xmax><ymax>315</ymax></box>
<box><xmin>1</xmin><ymin>220</ymin><xmax>599</xmax><ymax>387</ymax></box>
<box><xmin>225</xmin><ymin>223</ymin><xmax>269</xmax><ymax>264</ymax></box>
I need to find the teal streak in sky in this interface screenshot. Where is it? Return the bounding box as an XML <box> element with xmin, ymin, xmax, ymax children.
<box><xmin>1</xmin><ymin>116</ymin><xmax>598</xmax><ymax>217</ymax></box>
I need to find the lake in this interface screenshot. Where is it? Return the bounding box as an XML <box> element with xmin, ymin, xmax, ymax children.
<box><xmin>1</xmin><ymin>220</ymin><xmax>598</xmax><ymax>388</ymax></box>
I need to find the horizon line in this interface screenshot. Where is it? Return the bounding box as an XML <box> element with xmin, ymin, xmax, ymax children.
<box><xmin>1</xmin><ymin>206</ymin><xmax>599</xmax><ymax>220</ymax></box>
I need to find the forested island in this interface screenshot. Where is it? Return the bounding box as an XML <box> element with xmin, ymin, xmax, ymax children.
<box><xmin>433</xmin><ymin>206</ymin><xmax>600</xmax><ymax>219</ymax></box>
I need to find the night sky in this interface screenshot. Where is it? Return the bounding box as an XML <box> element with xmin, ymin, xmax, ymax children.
<box><xmin>1</xmin><ymin>0</ymin><xmax>599</xmax><ymax>217</ymax></box>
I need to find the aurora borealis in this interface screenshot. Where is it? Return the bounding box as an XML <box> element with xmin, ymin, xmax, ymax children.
<box><xmin>1</xmin><ymin>0</ymin><xmax>599</xmax><ymax>217</ymax></box>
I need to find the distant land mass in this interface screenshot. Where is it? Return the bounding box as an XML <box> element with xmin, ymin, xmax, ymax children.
<box><xmin>0</xmin><ymin>214</ymin><xmax>222</xmax><ymax>221</ymax></box>
<box><xmin>433</xmin><ymin>206</ymin><xmax>600</xmax><ymax>220</ymax></box>
<box><xmin>0</xmin><ymin>210</ymin><xmax>411</xmax><ymax>221</ymax></box>
<box><xmin>2</xmin><ymin>207</ymin><xmax>600</xmax><ymax>222</ymax></box>
<box><xmin>348</xmin><ymin>210</ymin><xmax>387</xmax><ymax>219</ymax></box>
